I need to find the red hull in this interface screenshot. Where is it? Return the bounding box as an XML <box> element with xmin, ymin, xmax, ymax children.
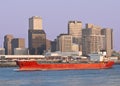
<box><xmin>16</xmin><ymin>60</ymin><xmax>114</xmax><ymax>71</ymax></box>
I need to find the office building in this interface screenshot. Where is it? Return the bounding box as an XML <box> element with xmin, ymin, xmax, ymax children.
<box><xmin>28</xmin><ymin>16</ymin><xmax>46</xmax><ymax>55</ymax></box>
<box><xmin>68</xmin><ymin>21</ymin><xmax>82</xmax><ymax>51</ymax></box>
<box><xmin>11</xmin><ymin>38</ymin><xmax>25</xmax><ymax>54</ymax></box>
<box><xmin>82</xmin><ymin>24</ymin><xmax>104</xmax><ymax>55</ymax></box>
<box><xmin>4</xmin><ymin>34</ymin><xmax>13</xmax><ymax>55</ymax></box>
<box><xmin>56</xmin><ymin>34</ymin><xmax>72</xmax><ymax>52</ymax></box>
<box><xmin>101</xmin><ymin>28</ymin><xmax>113</xmax><ymax>56</ymax></box>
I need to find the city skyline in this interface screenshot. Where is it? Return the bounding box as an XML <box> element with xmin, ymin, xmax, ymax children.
<box><xmin>2</xmin><ymin>16</ymin><xmax>113</xmax><ymax>56</ymax></box>
<box><xmin>0</xmin><ymin>0</ymin><xmax>120</xmax><ymax>51</ymax></box>
<box><xmin>0</xmin><ymin>16</ymin><xmax>116</xmax><ymax>53</ymax></box>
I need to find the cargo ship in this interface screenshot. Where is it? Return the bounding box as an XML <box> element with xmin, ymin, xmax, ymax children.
<box><xmin>16</xmin><ymin>56</ymin><xmax>114</xmax><ymax>71</ymax></box>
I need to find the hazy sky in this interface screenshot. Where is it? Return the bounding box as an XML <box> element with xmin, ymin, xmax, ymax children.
<box><xmin>0</xmin><ymin>0</ymin><xmax>120</xmax><ymax>51</ymax></box>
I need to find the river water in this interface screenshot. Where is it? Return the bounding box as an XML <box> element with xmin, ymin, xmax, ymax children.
<box><xmin>0</xmin><ymin>65</ymin><xmax>120</xmax><ymax>86</ymax></box>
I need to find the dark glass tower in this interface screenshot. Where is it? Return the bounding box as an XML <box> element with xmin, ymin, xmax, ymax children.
<box><xmin>28</xmin><ymin>29</ymin><xmax>46</xmax><ymax>55</ymax></box>
<box><xmin>28</xmin><ymin>16</ymin><xmax>46</xmax><ymax>55</ymax></box>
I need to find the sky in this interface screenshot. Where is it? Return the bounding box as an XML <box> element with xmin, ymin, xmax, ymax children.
<box><xmin>0</xmin><ymin>0</ymin><xmax>120</xmax><ymax>51</ymax></box>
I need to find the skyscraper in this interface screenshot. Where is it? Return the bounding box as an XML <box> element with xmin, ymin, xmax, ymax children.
<box><xmin>101</xmin><ymin>28</ymin><xmax>113</xmax><ymax>56</ymax></box>
<box><xmin>29</xmin><ymin>16</ymin><xmax>42</xmax><ymax>30</ymax></box>
<box><xmin>82</xmin><ymin>24</ymin><xmax>104</xmax><ymax>55</ymax></box>
<box><xmin>68</xmin><ymin>21</ymin><xmax>82</xmax><ymax>51</ymax></box>
<box><xmin>4</xmin><ymin>34</ymin><xmax>13</xmax><ymax>55</ymax></box>
<box><xmin>28</xmin><ymin>16</ymin><xmax>46</xmax><ymax>55</ymax></box>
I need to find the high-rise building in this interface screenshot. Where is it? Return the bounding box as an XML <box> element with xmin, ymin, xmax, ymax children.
<box><xmin>82</xmin><ymin>24</ymin><xmax>104</xmax><ymax>55</ymax></box>
<box><xmin>28</xmin><ymin>16</ymin><xmax>46</xmax><ymax>55</ymax></box>
<box><xmin>56</xmin><ymin>34</ymin><xmax>72</xmax><ymax>52</ymax></box>
<box><xmin>11</xmin><ymin>38</ymin><xmax>25</xmax><ymax>54</ymax></box>
<box><xmin>68</xmin><ymin>21</ymin><xmax>82</xmax><ymax>51</ymax></box>
<box><xmin>101</xmin><ymin>28</ymin><xmax>113</xmax><ymax>56</ymax></box>
<box><xmin>4</xmin><ymin>34</ymin><xmax>13</xmax><ymax>55</ymax></box>
<box><xmin>29</xmin><ymin>16</ymin><xmax>42</xmax><ymax>30</ymax></box>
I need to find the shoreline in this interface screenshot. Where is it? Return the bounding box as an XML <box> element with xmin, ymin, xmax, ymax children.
<box><xmin>0</xmin><ymin>61</ymin><xmax>17</xmax><ymax>67</ymax></box>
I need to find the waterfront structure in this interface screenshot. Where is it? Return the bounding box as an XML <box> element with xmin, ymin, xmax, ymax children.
<box><xmin>56</xmin><ymin>34</ymin><xmax>72</xmax><ymax>52</ymax></box>
<box><xmin>0</xmin><ymin>55</ymin><xmax>45</xmax><ymax>60</ymax></box>
<box><xmin>14</xmin><ymin>48</ymin><xmax>28</xmax><ymax>55</ymax></box>
<box><xmin>82</xmin><ymin>24</ymin><xmax>105</xmax><ymax>55</ymax></box>
<box><xmin>101</xmin><ymin>28</ymin><xmax>113</xmax><ymax>56</ymax></box>
<box><xmin>28</xmin><ymin>16</ymin><xmax>46</xmax><ymax>55</ymax></box>
<box><xmin>4</xmin><ymin>34</ymin><xmax>13</xmax><ymax>55</ymax></box>
<box><xmin>45</xmin><ymin>51</ymin><xmax>82</xmax><ymax>56</ymax></box>
<box><xmin>68</xmin><ymin>21</ymin><xmax>82</xmax><ymax>51</ymax></box>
